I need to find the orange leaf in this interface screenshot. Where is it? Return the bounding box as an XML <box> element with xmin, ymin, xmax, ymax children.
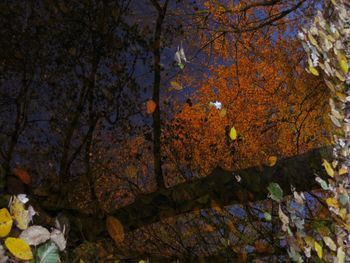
<box><xmin>106</xmin><ymin>216</ymin><xmax>124</xmax><ymax>244</ymax></box>
<box><xmin>146</xmin><ymin>100</ymin><xmax>156</xmax><ymax>114</ymax></box>
<box><xmin>255</xmin><ymin>240</ymin><xmax>270</xmax><ymax>253</ymax></box>
<box><xmin>13</xmin><ymin>168</ymin><xmax>31</xmax><ymax>185</ymax></box>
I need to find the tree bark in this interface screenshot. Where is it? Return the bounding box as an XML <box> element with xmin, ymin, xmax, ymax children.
<box><xmin>151</xmin><ymin>0</ymin><xmax>169</xmax><ymax>189</ymax></box>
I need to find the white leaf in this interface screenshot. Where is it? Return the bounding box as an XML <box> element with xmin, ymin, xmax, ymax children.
<box><xmin>28</xmin><ymin>205</ymin><xmax>37</xmax><ymax>223</ymax></box>
<box><xmin>20</xmin><ymin>225</ymin><xmax>50</xmax><ymax>246</ymax></box>
<box><xmin>174</xmin><ymin>49</ymin><xmax>181</xmax><ymax>64</ymax></box>
<box><xmin>330</xmin><ymin>114</ymin><xmax>342</xmax><ymax>127</ymax></box>
<box><xmin>293</xmin><ymin>191</ymin><xmax>305</xmax><ymax>205</ymax></box>
<box><xmin>209</xmin><ymin>101</ymin><xmax>222</xmax><ymax>110</ymax></box>
<box><xmin>17</xmin><ymin>194</ymin><xmax>29</xmax><ymax>204</ymax></box>
<box><xmin>50</xmin><ymin>229</ymin><xmax>66</xmax><ymax>251</ymax></box>
<box><xmin>278</xmin><ymin>205</ymin><xmax>289</xmax><ymax>231</ymax></box>
<box><xmin>179</xmin><ymin>46</ymin><xmax>187</xmax><ymax>63</ymax></box>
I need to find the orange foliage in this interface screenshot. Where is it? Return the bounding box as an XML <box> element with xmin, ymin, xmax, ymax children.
<box><xmin>163</xmin><ymin>30</ymin><xmax>331</xmax><ymax>178</ymax></box>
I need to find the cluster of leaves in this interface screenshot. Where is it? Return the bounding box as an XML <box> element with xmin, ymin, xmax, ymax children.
<box><xmin>0</xmin><ymin>194</ymin><xmax>65</xmax><ymax>262</ymax></box>
<box><xmin>269</xmin><ymin>1</ymin><xmax>350</xmax><ymax>262</ymax></box>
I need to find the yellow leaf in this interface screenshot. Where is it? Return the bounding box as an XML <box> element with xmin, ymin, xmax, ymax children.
<box><xmin>0</xmin><ymin>208</ymin><xmax>13</xmax><ymax>237</ymax></box>
<box><xmin>314</xmin><ymin>241</ymin><xmax>323</xmax><ymax>259</ymax></box>
<box><xmin>339</xmin><ymin>59</ymin><xmax>349</xmax><ymax>73</ymax></box>
<box><xmin>125</xmin><ymin>165</ymin><xmax>138</xmax><ymax>179</ymax></box>
<box><xmin>339</xmin><ymin>167</ymin><xmax>347</xmax><ymax>175</ymax></box>
<box><xmin>339</xmin><ymin>208</ymin><xmax>347</xmax><ymax>220</ymax></box>
<box><xmin>5</xmin><ymin>237</ymin><xmax>33</xmax><ymax>260</ymax></box>
<box><xmin>326</xmin><ymin>197</ymin><xmax>339</xmax><ymax>208</ymax></box>
<box><xmin>80</xmin><ymin>259</ymin><xmax>86</xmax><ymax>263</ymax></box>
<box><xmin>309</xmin><ymin>66</ymin><xmax>319</xmax><ymax>76</ymax></box>
<box><xmin>219</xmin><ymin>108</ymin><xmax>227</xmax><ymax>118</ymax></box>
<box><xmin>337</xmin><ymin>53</ymin><xmax>349</xmax><ymax>73</ymax></box>
<box><xmin>9</xmin><ymin>196</ymin><xmax>29</xmax><ymax>230</ymax></box>
<box><xmin>322</xmin><ymin>159</ymin><xmax>334</xmax><ymax>177</ymax></box>
<box><xmin>229</xmin><ymin>127</ymin><xmax>237</xmax><ymax>140</ymax></box>
<box><xmin>170</xmin><ymin>81</ymin><xmax>183</xmax><ymax>90</ymax></box>
<box><xmin>304</xmin><ymin>236</ymin><xmax>315</xmax><ymax>248</ymax></box>
<box><xmin>337</xmin><ymin>246</ymin><xmax>345</xmax><ymax>263</ymax></box>
<box><xmin>323</xmin><ymin>236</ymin><xmax>336</xmax><ymax>251</ymax></box>
<box><xmin>106</xmin><ymin>216</ymin><xmax>125</xmax><ymax>244</ymax></box>
<box><xmin>146</xmin><ymin>100</ymin><xmax>156</xmax><ymax>114</ymax></box>
<box><xmin>268</xmin><ymin>156</ymin><xmax>277</xmax><ymax>167</ymax></box>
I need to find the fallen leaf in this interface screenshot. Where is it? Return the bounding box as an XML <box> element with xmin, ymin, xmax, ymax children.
<box><xmin>263</xmin><ymin>212</ymin><xmax>272</xmax><ymax>221</ymax></box>
<box><xmin>278</xmin><ymin>205</ymin><xmax>289</xmax><ymax>231</ymax></box>
<box><xmin>209</xmin><ymin>101</ymin><xmax>222</xmax><ymax>110</ymax></box>
<box><xmin>268</xmin><ymin>183</ymin><xmax>283</xmax><ymax>202</ymax></box>
<box><xmin>309</xmin><ymin>66</ymin><xmax>319</xmax><ymax>76</ymax></box>
<box><xmin>337</xmin><ymin>53</ymin><xmax>348</xmax><ymax>73</ymax></box>
<box><xmin>314</xmin><ymin>241</ymin><xmax>323</xmax><ymax>259</ymax></box>
<box><xmin>5</xmin><ymin>237</ymin><xmax>33</xmax><ymax>260</ymax></box>
<box><xmin>170</xmin><ymin>81</ymin><xmax>183</xmax><ymax>91</ymax></box>
<box><xmin>0</xmin><ymin>208</ymin><xmax>13</xmax><ymax>237</ymax></box>
<box><xmin>322</xmin><ymin>159</ymin><xmax>334</xmax><ymax>177</ymax></box>
<box><xmin>229</xmin><ymin>127</ymin><xmax>237</xmax><ymax>140</ymax></box>
<box><xmin>315</xmin><ymin>176</ymin><xmax>329</xmax><ymax>190</ymax></box>
<box><xmin>36</xmin><ymin>242</ymin><xmax>60</xmax><ymax>263</ymax></box>
<box><xmin>219</xmin><ymin>108</ymin><xmax>227</xmax><ymax>118</ymax></box>
<box><xmin>304</xmin><ymin>236</ymin><xmax>315</xmax><ymax>248</ymax></box>
<box><xmin>146</xmin><ymin>100</ymin><xmax>156</xmax><ymax>114</ymax></box>
<box><xmin>13</xmin><ymin>168</ymin><xmax>31</xmax><ymax>185</ymax></box>
<box><xmin>339</xmin><ymin>208</ymin><xmax>347</xmax><ymax>220</ymax></box>
<box><xmin>50</xmin><ymin>229</ymin><xmax>66</xmax><ymax>251</ymax></box>
<box><xmin>338</xmin><ymin>167</ymin><xmax>347</xmax><ymax>175</ymax></box>
<box><xmin>337</xmin><ymin>246</ymin><xmax>345</xmax><ymax>263</ymax></box>
<box><xmin>125</xmin><ymin>165</ymin><xmax>138</xmax><ymax>179</ymax></box>
<box><xmin>106</xmin><ymin>216</ymin><xmax>125</xmax><ymax>244</ymax></box>
<box><xmin>323</xmin><ymin>236</ymin><xmax>336</xmax><ymax>251</ymax></box>
<box><xmin>17</xmin><ymin>194</ymin><xmax>29</xmax><ymax>204</ymax></box>
<box><xmin>293</xmin><ymin>191</ymin><xmax>305</xmax><ymax>205</ymax></box>
<box><xmin>326</xmin><ymin>197</ymin><xmax>339</xmax><ymax>208</ymax></box>
<box><xmin>267</xmin><ymin>156</ymin><xmax>277</xmax><ymax>167</ymax></box>
<box><xmin>20</xmin><ymin>225</ymin><xmax>50</xmax><ymax>246</ymax></box>
<box><xmin>9</xmin><ymin>195</ymin><xmax>29</xmax><ymax>230</ymax></box>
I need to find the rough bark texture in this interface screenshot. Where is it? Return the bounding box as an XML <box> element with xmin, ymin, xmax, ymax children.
<box><xmin>112</xmin><ymin>146</ymin><xmax>331</xmax><ymax>231</ymax></box>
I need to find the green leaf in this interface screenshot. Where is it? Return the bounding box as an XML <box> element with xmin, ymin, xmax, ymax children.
<box><xmin>339</xmin><ymin>194</ymin><xmax>349</xmax><ymax>206</ymax></box>
<box><xmin>267</xmin><ymin>183</ymin><xmax>283</xmax><ymax>202</ymax></box>
<box><xmin>263</xmin><ymin>212</ymin><xmax>272</xmax><ymax>221</ymax></box>
<box><xmin>177</xmin><ymin>63</ymin><xmax>184</xmax><ymax>70</ymax></box>
<box><xmin>315</xmin><ymin>177</ymin><xmax>329</xmax><ymax>190</ymax></box>
<box><xmin>36</xmin><ymin>242</ymin><xmax>60</xmax><ymax>263</ymax></box>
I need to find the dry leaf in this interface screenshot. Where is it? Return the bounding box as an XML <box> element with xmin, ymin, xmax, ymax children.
<box><xmin>146</xmin><ymin>100</ymin><xmax>156</xmax><ymax>114</ymax></box>
<box><xmin>13</xmin><ymin>168</ymin><xmax>31</xmax><ymax>185</ymax></box>
<box><xmin>267</xmin><ymin>156</ymin><xmax>277</xmax><ymax>167</ymax></box>
<box><xmin>106</xmin><ymin>216</ymin><xmax>125</xmax><ymax>244</ymax></box>
<box><xmin>19</xmin><ymin>225</ymin><xmax>50</xmax><ymax>246</ymax></box>
<box><xmin>50</xmin><ymin>228</ymin><xmax>66</xmax><ymax>251</ymax></box>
